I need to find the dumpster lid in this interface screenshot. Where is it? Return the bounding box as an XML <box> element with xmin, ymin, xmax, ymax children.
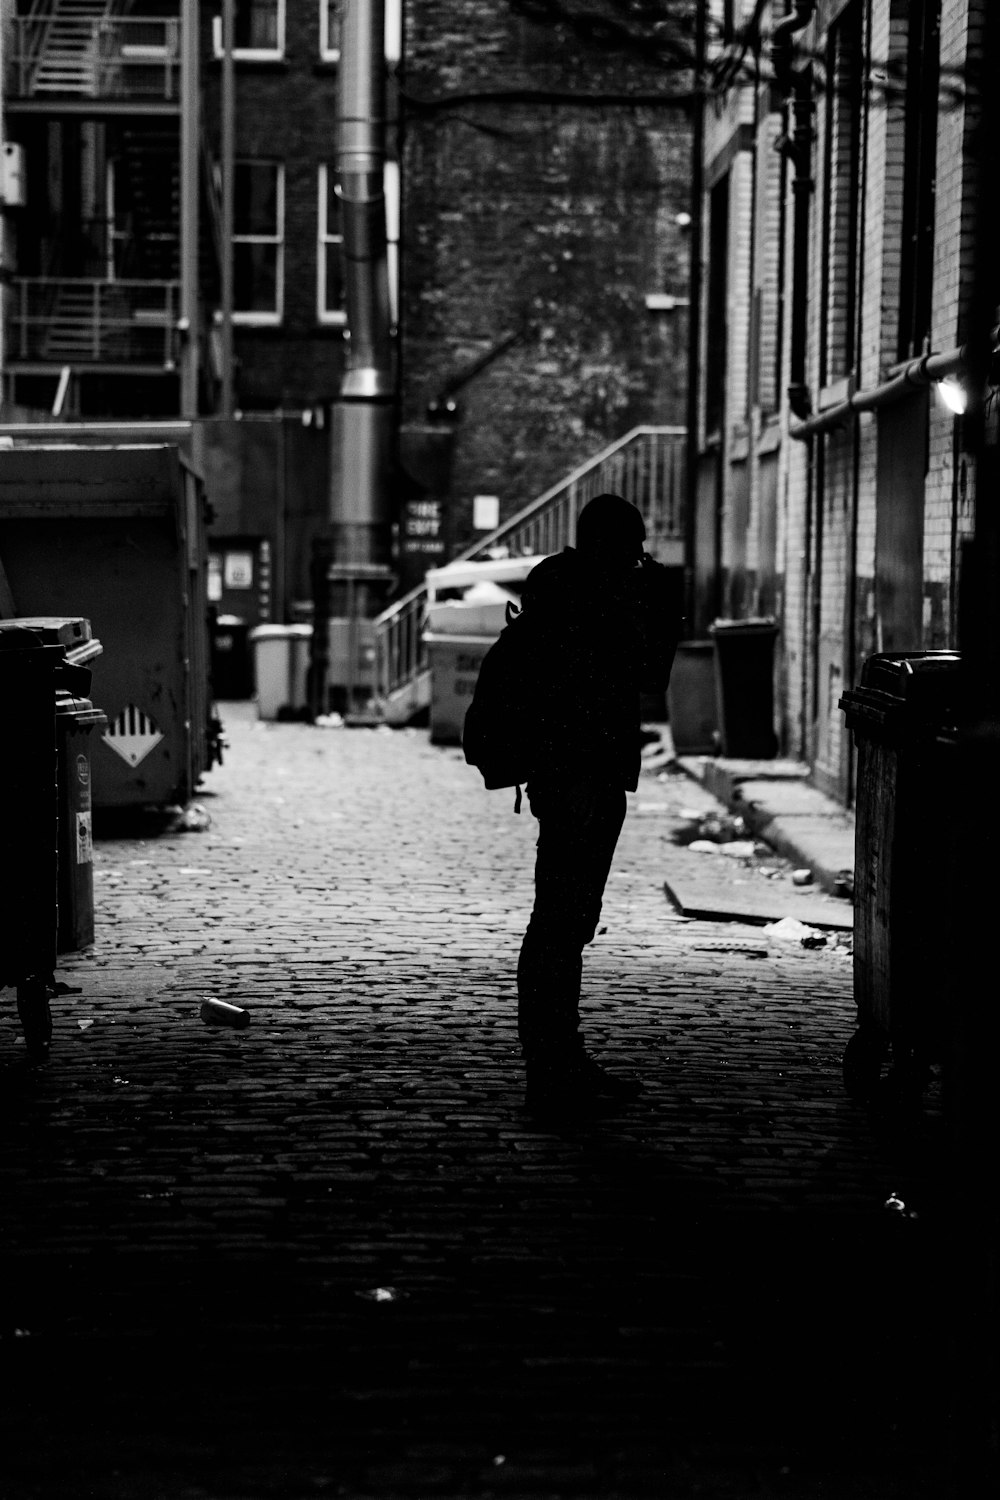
<box><xmin>0</xmin><ymin>615</ymin><xmax>92</xmax><ymax>647</ymax></box>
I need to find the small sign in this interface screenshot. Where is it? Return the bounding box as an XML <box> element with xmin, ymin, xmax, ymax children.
<box><xmin>102</xmin><ymin>705</ymin><xmax>164</xmax><ymax>767</ymax></box>
<box><xmin>473</xmin><ymin>494</ymin><xmax>500</xmax><ymax>531</ymax></box>
<box><xmin>224</xmin><ymin>550</ymin><xmax>254</xmax><ymax>590</ymax></box>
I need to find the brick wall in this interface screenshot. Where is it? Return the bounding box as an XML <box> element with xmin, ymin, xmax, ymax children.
<box><xmin>401</xmin><ymin>1</ymin><xmax>692</xmax><ymax>550</ymax></box>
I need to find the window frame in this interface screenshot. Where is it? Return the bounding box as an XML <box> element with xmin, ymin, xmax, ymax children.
<box><xmin>319</xmin><ymin>0</ymin><xmax>341</xmax><ymax>62</ymax></box>
<box><xmin>213</xmin><ymin>0</ymin><xmax>286</xmax><ymax>63</ymax></box>
<box><xmin>317</xmin><ymin>164</ymin><xmax>347</xmax><ymax>326</ymax></box>
<box><xmin>232</xmin><ymin>158</ymin><xmax>285</xmax><ymax>326</ymax></box>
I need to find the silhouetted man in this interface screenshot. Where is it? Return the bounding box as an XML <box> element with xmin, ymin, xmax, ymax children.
<box><xmin>516</xmin><ymin>493</ymin><xmax>681</xmax><ymax>1118</ymax></box>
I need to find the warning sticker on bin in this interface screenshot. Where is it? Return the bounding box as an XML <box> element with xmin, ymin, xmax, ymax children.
<box><xmin>102</xmin><ymin>706</ymin><xmax>164</xmax><ymax>767</ymax></box>
<box><xmin>76</xmin><ymin>811</ymin><xmax>93</xmax><ymax>865</ymax></box>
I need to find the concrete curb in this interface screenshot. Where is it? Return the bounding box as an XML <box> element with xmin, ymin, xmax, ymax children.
<box><xmin>677</xmin><ymin>755</ymin><xmax>856</xmax><ymax>901</ymax></box>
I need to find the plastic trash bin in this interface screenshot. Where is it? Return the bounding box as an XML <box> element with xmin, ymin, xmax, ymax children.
<box><xmin>211</xmin><ymin>614</ymin><xmax>254</xmax><ymax>699</ymax></box>
<box><xmin>667</xmin><ymin>640</ymin><xmax>718</xmax><ymax>753</ymax></box>
<box><xmin>0</xmin><ymin>628</ymin><xmax>63</xmax><ymax>1056</ymax></box>
<box><xmin>709</xmin><ymin>617</ymin><xmax>779</xmax><ymax>757</ymax></box>
<box><xmin>425</xmin><ymin>633</ymin><xmax>494</xmax><ymax>745</ymax></box>
<box><xmin>839</xmin><ymin>650</ymin><xmax>961</xmax><ymax>1104</ymax></box>
<box><xmin>56</xmin><ymin>691</ymin><xmax>108</xmax><ymax>952</ymax></box>
<box><xmin>250</xmin><ymin>623</ymin><xmax>313</xmax><ymax>720</ymax></box>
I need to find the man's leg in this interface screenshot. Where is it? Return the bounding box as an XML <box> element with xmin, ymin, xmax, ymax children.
<box><xmin>517</xmin><ymin>777</ymin><xmax>627</xmax><ymax>1071</ymax></box>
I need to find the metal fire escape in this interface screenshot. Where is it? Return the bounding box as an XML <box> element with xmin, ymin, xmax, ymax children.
<box><xmin>3</xmin><ymin>0</ymin><xmax>210</xmax><ymax>412</ymax></box>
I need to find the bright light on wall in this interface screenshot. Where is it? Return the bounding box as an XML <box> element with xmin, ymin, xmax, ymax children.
<box><xmin>935</xmin><ymin>376</ymin><xmax>968</xmax><ymax>415</ymax></box>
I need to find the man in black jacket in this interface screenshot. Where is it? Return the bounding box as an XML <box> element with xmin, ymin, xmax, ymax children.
<box><xmin>517</xmin><ymin>492</ymin><xmax>682</xmax><ymax>1118</ymax></box>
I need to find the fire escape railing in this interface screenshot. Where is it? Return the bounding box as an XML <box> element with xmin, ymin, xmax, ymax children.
<box><xmin>373</xmin><ymin>424</ymin><xmax>686</xmax><ymax>715</ymax></box>
<box><xmin>10</xmin><ymin>13</ymin><xmax>181</xmax><ymax>101</ymax></box>
<box><xmin>12</xmin><ymin>278</ymin><xmax>180</xmax><ymax>365</ymax></box>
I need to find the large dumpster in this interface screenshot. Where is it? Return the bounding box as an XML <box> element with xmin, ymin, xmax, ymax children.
<box><xmin>839</xmin><ymin>650</ymin><xmax>961</xmax><ymax>1104</ymax></box>
<box><xmin>0</xmin><ymin>441</ymin><xmax>221</xmax><ymax>809</ymax></box>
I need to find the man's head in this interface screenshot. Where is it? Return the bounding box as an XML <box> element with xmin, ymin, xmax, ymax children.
<box><xmin>575</xmin><ymin>493</ymin><xmax>646</xmax><ymax>573</ymax></box>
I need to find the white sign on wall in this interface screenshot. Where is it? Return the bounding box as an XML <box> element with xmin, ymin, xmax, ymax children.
<box><xmin>473</xmin><ymin>495</ymin><xmax>500</xmax><ymax>531</ymax></box>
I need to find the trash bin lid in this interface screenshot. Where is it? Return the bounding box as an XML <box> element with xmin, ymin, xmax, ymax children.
<box><xmin>709</xmin><ymin>616</ymin><xmax>778</xmax><ymax>637</ymax></box>
<box><xmin>55</xmin><ymin>690</ymin><xmax>106</xmax><ymax>723</ymax></box>
<box><xmin>0</xmin><ymin>616</ymin><xmax>92</xmax><ymax>647</ymax></box>
<box><xmin>248</xmin><ymin>624</ymin><xmax>313</xmax><ymax>641</ymax></box>
<box><xmin>858</xmin><ymin>651</ymin><xmax>961</xmax><ymax>706</ymax></box>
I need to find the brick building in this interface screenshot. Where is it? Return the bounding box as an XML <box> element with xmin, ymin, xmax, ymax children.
<box><xmin>693</xmin><ymin>0</ymin><xmax>990</xmax><ymax>802</ymax></box>
<box><xmin>0</xmin><ymin>1</ymin><xmax>693</xmax><ymax>621</ymax></box>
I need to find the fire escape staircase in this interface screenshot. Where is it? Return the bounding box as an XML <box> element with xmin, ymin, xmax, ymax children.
<box><xmin>372</xmin><ymin>425</ymin><xmax>686</xmax><ymax>725</ymax></box>
<box><xmin>23</xmin><ymin>0</ymin><xmax>118</xmax><ymax>97</ymax></box>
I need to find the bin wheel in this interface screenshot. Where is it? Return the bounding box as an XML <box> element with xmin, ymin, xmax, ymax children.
<box><xmin>16</xmin><ymin>978</ymin><xmax>52</xmax><ymax>1060</ymax></box>
<box><xmin>842</xmin><ymin>1028</ymin><xmax>884</xmax><ymax>1103</ymax></box>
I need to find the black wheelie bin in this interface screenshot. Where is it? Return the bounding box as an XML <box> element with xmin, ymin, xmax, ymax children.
<box><xmin>0</xmin><ymin>627</ymin><xmax>63</xmax><ymax>1057</ymax></box>
<box><xmin>839</xmin><ymin>650</ymin><xmax>961</xmax><ymax>1104</ymax></box>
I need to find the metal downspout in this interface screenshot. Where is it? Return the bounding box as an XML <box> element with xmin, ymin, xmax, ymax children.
<box><xmin>317</xmin><ymin>0</ymin><xmax>395</xmax><ymax>717</ymax></box>
<box><xmin>788</xmin><ymin>344</ymin><xmax>968</xmax><ymax>440</ymax></box>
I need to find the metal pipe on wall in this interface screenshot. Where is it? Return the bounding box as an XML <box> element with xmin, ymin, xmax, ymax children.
<box><xmin>220</xmin><ymin>0</ymin><xmax>235</xmax><ymax>418</ymax></box>
<box><xmin>330</xmin><ymin>0</ymin><xmax>394</xmax><ymax>591</ymax></box>
<box><xmin>179</xmin><ymin>0</ymin><xmax>200</xmax><ymax>416</ymax></box>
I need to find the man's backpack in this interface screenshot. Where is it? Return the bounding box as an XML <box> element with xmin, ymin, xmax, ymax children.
<box><xmin>462</xmin><ymin>604</ymin><xmax>543</xmax><ymax>808</ymax></box>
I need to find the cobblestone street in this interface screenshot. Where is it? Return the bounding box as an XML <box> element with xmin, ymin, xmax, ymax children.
<box><xmin>1</xmin><ymin>705</ymin><xmax>950</xmax><ymax>1498</ymax></box>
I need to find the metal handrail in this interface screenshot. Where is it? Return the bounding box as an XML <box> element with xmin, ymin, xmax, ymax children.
<box><xmin>10</xmin><ymin>14</ymin><xmax>181</xmax><ymax>101</ymax></box>
<box><xmin>373</xmin><ymin>424</ymin><xmax>686</xmax><ymax>711</ymax></box>
<box><xmin>11</xmin><ymin>277</ymin><xmax>180</xmax><ymax>365</ymax></box>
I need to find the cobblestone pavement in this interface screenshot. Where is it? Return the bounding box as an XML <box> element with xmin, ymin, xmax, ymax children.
<box><xmin>1</xmin><ymin>705</ymin><xmax>951</xmax><ymax>1498</ymax></box>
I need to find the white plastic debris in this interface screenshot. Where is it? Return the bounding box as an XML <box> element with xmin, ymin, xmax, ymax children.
<box><xmin>173</xmin><ymin>803</ymin><xmax>211</xmax><ymax>833</ymax></box>
<box><xmin>763</xmin><ymin>917</ymin><xmax>821</xmax><ymax>944</ymax></box>
<box><xmin>314</xmin><ymin>712</ymin><xmax>344</xmax><ymax>728</ymax></box>
<box><xmin>688</xmin><ymin>839</ymin><xmax>720</xmax><ymax>854</ymax></box>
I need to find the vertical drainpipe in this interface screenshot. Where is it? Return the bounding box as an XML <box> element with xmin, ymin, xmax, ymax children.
<box><xmin>329</xmin><ymin>0</ymin><xmax>394</xmax><ymax>602</ymax></box>
<box><xmin>179</xmin><ymin>0</ymin><xmax>200</xmax><ymax>416</ymax></box>
<box><xmin>311</xmin><ymin>0</ymin><xmax>395</xmax><ymax>717</ymax></box>
<box><xmin>773</xmin><ymin>1</ymin><xmax>815</xmax><ymax>757</ymax></box>
<box><xmin>683</xmin><ymin>0</ymin><xmax>706</xmax><ymax>635</ymax></box>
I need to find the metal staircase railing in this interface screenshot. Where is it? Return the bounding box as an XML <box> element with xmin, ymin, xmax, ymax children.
<box><xmin>10</xmin><ymin>2</ymin><xmax>180</xmax><ymax>102</ymax></box>
<box><xmin>373</xmin><ymin>424</ymin><xmax>685</xmax><ymax>722</ymax></box>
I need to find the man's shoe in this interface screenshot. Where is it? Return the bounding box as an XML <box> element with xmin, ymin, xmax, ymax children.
<box><xmin>524</xmin><ymin>1054</ymin><xmax>640</xmax><ymax>1119</ymax></box>
<box><xmin>576</xmin><ymin>1053</ymin><xmax>643</xmax><ymax>1102</ymax></box>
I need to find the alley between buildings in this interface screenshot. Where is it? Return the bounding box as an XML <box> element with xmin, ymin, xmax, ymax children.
<box><xmin>1</xmin><ymin>706</ymin><xmax>950</xmax><ymax>1499</ymax></box>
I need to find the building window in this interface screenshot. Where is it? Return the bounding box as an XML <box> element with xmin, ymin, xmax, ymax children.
<box><xmin>821</xmin><ymin>0</ymin><xmax>863</xmax><ymax>384</ymax></box>
<box><xmin>234</xmin><ymin>160</ymin><xmax>283</xmax><ymax>323</ymax></box>
<box><xmin>318</xmin><ymin>165</ymin><xmax>346</xmax><ymax>324</ymax></box>
<box><xmin>320</xmin><ymin>0</ymin><xmax>342</xmax><ymax>60</ymax></box>
<box><xmin>214</xmin><ymin>0</ymin><xmax>285</xmax><ymax>60</ymax></box>
<box><xmin>898</xmin><ymin>0</ymin><xmax>940</xmax><ymax>361</ymax></box>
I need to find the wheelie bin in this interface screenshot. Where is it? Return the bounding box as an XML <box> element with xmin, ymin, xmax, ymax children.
<box><xmin>709</xmin><ymin>617</ymin><xmax>779</xmax><ymax>757</ymax></box>
<box><xmin>56</xmin><ymin>689</ymin><xmax>108</xmax><ymax>952</ymax></box>
<box><xmin>839</xmin><ymin>650</ymin><xmax>961</xmax><ymax>1104</ymax></box>
<box><xmin>0</xmin><ymin>628</ymin><xmax>64</xmax><ymax>1057</ymax></box>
